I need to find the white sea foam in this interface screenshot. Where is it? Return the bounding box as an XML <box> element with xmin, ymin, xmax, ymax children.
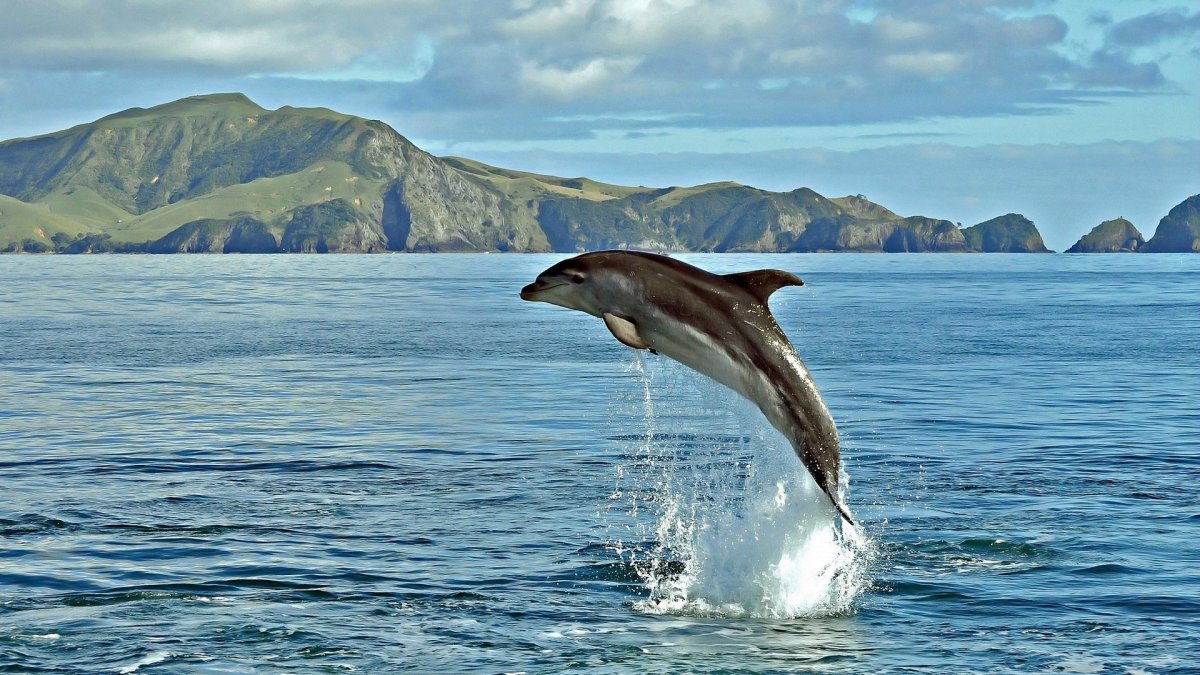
<box><xmin>607</xmin><ymin>355</ymin><xmax>871</xmax><ymax>618</ymax></box>
<box><xmin>117</xmin><ymin>651</ymin><xmax>172</xmax><ymax>674</ymax></box>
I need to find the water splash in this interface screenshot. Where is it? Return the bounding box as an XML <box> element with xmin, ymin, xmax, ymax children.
<box><xmin>606</xmin><ymin>354</ymin><xmax>871</xmax><ymax>618</ymax></box>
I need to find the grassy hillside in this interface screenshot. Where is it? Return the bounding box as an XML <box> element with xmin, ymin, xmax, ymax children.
<box><xmin>0</xmin><ymin>93</ymin><xmax>400</xmax><ymax>216</ymax></box>
<box><xmin>442</xmin><ymin>157</ymin><xmax>650</xmax><ymax>202</ymax></box>
<box><xmin>0</xmin><ymin>93</ymin><xmax>549</xmax><ymax>252</ymax></box>
<box><xmin>106</xmin><ymin>161</ymin><xmax>387</xmax><ymax>243</ymax></box>
<box><xmin>38</xmin><ymin>187</ymin><xmax>134</xmax><ymax>226</ymax></box>
<box><xmin>829</xmin><ymin>194</ymin><xmax>900</xmax><ymax>221</ymax></box>
<box><xmin>0</xmin><ymin>195</ymin><xmax>90</xmax><ymax>250</ymax></box>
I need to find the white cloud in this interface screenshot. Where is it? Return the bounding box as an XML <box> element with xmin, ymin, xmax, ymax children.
<box><xmin>502</xmin><ymin>0</ymin><xmax>593</xmax><ymax>37</ymax></box>
<box><xmin>596</xmin><ymin>0</ymin><xmax>772</xmax><ymax>44</ymax></box>
<box><xmin>0</xmin><ymin>0</ymin><xmax>431</xmax><ymax>74</ymax></box>
<box><xmin>151</xmin><ymin>28</ymin><xmax>324</xmax><ymax>69</ymax></box>
<box><xmin>0</xmin><ymin>0</ymin><xmax>1194</xmax><ymax>144</ymax></box>
<box><xmin>768</xmin><ymin>47</ymin><xmax>831</xmax><ymax>70</ymax></box>
<box><xmin>874</xmin><ymin>16</ymin><xmax>933</xmax><ymax>42</ymax></box>
<box><xmin>882</xmin><ymin>51</ymin><xmax>964</xmax><ymax>77</ymax></box>
<box><xmin>520</xmin><ymin>56</ymin><xmax>642</xmax><ymax>99</ymax></box>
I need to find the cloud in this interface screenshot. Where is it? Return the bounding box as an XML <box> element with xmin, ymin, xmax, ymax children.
<box><xmin>1066</xmin><ymin>7</ymin><xmax>1200</xmax><ymax>92</ymax></box>
<box><xmin>1075</xmin><ymin>50</ymin><xmax>1165</xmax><ymax>89</ymax></box>
<box><xmin>0</xmin><ymin>0</ymin><xmax>440</xmax><ymax>75</ymax></box>
<box><xmin>519</xmin><ymin>57</ymin><xmax>643</xmax><ymax>100</ymax></box>
<box><xmin>0</xmin><ymin>1</ymin><xmax>1193</xmax><ymax>143</ymax></box>
<box><xmin>881</xmin><ymin>51</ymin><xmax>965</xmax><ymax>77</ymax></box>
<box><xmin>1105</xmin><ymin>8</ymin><xmax>1200</xmax><ymax>48</ymax></box>
<box><xmin>502</xmin><ymin>0</ymin><xmax>593</xmax><ymax>37</ymax></box>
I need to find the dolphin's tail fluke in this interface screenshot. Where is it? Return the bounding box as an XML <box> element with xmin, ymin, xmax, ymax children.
<box><xmin>830</xmin><ymin>495</ymin><xmax>855</xmax><ymax>526</ymax></box>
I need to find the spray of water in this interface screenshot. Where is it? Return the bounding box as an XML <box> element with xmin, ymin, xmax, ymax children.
<box><xmin>605</xmin><ymin>354</ymin><xmax>872</xmax><ymax>618</ymax></box>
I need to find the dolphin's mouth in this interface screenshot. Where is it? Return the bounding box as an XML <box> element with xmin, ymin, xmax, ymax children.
<box><xmin>520</xmin><ymin>280</ymin><xmax>565</xmax><ymax>300</ymax></box>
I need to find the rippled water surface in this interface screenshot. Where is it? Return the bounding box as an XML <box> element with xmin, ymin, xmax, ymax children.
<box><xmin>1</xmin><ymin>253</ymin><xmax>1197</xmax><ymax>673</ymax></box>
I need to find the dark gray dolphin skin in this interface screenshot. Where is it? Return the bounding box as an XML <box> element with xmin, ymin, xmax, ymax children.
<box><xmin>520</xmin><ymin>250</ymin><xmax>853</xmax><ymax>524</ymax></box>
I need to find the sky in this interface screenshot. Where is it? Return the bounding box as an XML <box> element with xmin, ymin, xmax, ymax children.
<box><xmin>1</xmin><ymin>0</ymin><xmax>1198</xmax><ymax>250</ymax></box>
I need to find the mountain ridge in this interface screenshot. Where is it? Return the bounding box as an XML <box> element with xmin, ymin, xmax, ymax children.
<box><xmin>0</xmin><ymin>93</ymin><xmax>1188</xmax><ymax>254</ymax></box>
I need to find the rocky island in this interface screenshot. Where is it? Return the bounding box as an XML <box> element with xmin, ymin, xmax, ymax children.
<box><xmin>1066</xmin><ymin>218</ymin><xmax>1145</xmax><ymax>253</ymax></box>
<box><xmin>1141</xmin><ymin>195</ymin><xmax>1200</xmax><ymax>253</ymax></box>
<box><xmin>962</xmin><ymin>214</ymin><xmax>1052</xmax><ymax>253</ymax></box>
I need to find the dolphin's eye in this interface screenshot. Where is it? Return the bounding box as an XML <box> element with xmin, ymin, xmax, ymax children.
<box><xmin>568</xmin><ymin>273</ymin><xmax>586</xmax><ymax>284</ymax></box>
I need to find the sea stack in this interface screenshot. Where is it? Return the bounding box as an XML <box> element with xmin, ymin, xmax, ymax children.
<box><xmin>961</xmin><ymin>214</ymin><xmax>1052</xmax><ymax>252</ymax></box>
<box><xmin>1066</xmin><ymin>218</ymin><xmax>1145</xmax><ymax>253</ymax></box>
<box><xmin>1142</xmin><ymin>195</ymin><xmax>1200</xmax><ymax>252</ymax></box>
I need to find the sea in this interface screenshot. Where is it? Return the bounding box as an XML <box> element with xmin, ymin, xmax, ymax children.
<box><xmin>0</xmin><ymin>253</ymin><xmax>1197</xmax><ymax>674</ymax></box>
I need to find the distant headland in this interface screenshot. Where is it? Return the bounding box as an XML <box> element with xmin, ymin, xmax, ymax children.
<box><xmin>1</xmin><ymin>93</ymin><xmax>1196</xmax><ymax>254</ymax></box>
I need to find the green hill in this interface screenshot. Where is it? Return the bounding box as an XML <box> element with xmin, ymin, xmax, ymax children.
<box><xmin>441</xmin><ymin>156</ymin><xmax>649</xmax><ymax>202</ymax></box>
<box><xmin>0</xmin><ymin>93</ymin><xmax>548</xmax><ymax>252</ymax></box>
<box><xmin>0</xmin><ymin>194</ymin><xmax>90</xmax><ymax>251</ymax></box>
<box><xmin>108</xmin><ymin>161</ymin><xmax>386</xmax><ymax>244</ymax></box>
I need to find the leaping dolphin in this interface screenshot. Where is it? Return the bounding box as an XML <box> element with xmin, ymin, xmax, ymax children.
<box><xmin>520</xmin><ymin>250</ymin><xmax>853</xmax><ymax>524</ymax></box>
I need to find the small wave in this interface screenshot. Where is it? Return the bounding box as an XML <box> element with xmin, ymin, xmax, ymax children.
<box><xmin>1129</xmin><ymin>491</ymin><xmax>1167</xmax><ymax>500</ymax></box>
<box><xmin>957</xmin><ymin>538</ymin><xmax>1045</xmax><ymax>557</ymax></box>
<box><xmin>879</xmin><ymin>536</ymin><xmax>1059</xmax><ymax>581</ymax></box>
<box><xmin>82</xmin><ymin>458</ymin><xmax>400</xmax><ymax>476</ymax></box>
<box><xmin>117</xmin><ymin>651</ymin><xmax>172</xmax><ymax>674</ymax></box>
<box><xmin>881</xmin><ymin>579</ymin><xmax>978</xmax><ymax>603</ymax></box>
<box><xmin>1070</xmin><ymin>563</ymin><xmax>1142</xmax><ymax>576</ymax></box>
<box><xmin>0</xmin><ymin>514</ymin><xmax>75</xmax><ymax>537</ymax></box>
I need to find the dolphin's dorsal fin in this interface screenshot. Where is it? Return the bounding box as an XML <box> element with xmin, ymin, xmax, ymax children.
<box><xmin>722</xmin><ymin>269</ymin><xmax>804</xmax><ymax>305</ymax></box>
<box><xmin>603</xmin><ymin>313</ymin><xmax>652</xmax><ymax>350</ymax></box>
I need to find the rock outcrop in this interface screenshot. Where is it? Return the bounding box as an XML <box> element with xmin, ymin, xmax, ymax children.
<box><xmin>1142</xmin><ymin>195</ymin><xmax>1200</xmax><ymax>252</ymax></box>
<box><xmin>962</xmin><ymin>214</ymin><xmax>1052</xmax><ymax>252</ymax></box>
<box><xmin>146</xmin><ymin>216</ymin><xmax>278</xmax><ymax>253</ymax></box>
<box><xmin>1066</xmin><ymin>218</ymin><xmax>1144</xmax><ymax>253</ymax></box>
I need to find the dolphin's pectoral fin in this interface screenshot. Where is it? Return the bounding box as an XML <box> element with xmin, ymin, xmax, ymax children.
<box><xmin>603</xmin><ymin>313</ymin><xmax>652</xmax><ymax>351</ymax></box>
<box><xmin>723</xmin><ymin>269</ymin><xmax>804</xmax><ymax>305</ymax></box>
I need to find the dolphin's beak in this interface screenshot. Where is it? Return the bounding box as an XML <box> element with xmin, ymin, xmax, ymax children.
<box><xmin>520</xmin><ymin>279</ymin><xmax>564</xmax><ymax>301</ymax></box>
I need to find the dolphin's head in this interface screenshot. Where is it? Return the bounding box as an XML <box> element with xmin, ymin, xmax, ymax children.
<box><xmin>520</xmin><ymin>255</ymin><xmax>609</xmax><ymax>316</ymax></box>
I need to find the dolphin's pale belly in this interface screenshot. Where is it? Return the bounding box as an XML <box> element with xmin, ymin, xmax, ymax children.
<box><xmin>641</xmin><ymin>312</ymin><xmax>796</xmax><ymax>436</ymax></box>
<box><xmin>639</xmin><ymin>309</ymin><xmax>843</xmax><ymax>509</ymax></box>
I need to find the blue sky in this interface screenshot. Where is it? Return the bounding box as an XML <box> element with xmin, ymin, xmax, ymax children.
<box><xmin>1</xmin><ymin>0</ymin><xmax>1197</xmax><ymax>249</ymax></box>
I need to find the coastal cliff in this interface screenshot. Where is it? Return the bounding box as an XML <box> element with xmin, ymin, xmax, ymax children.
<box><xmin>0</xmin><ymin>93</ymin><xmax>1157</xmax><ymax>255</ymax></box>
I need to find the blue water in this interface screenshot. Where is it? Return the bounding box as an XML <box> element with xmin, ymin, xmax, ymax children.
<box><xmin>1</xmin><ymin>253</ymin><xmax>1197</xmax><ymax>673</ymax></box>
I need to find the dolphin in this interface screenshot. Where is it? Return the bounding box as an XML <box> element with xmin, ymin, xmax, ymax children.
<box><xmin>520</xmin><ymin>250</ymin><xmax>853</xmax><ymax>524</ymax></box>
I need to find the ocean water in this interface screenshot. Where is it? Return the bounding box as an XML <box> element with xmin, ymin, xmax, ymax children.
<box><xmin>0</xmin><ymin>253</ymin><xmax>1197</xmax><ymax>674</ymax></box>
